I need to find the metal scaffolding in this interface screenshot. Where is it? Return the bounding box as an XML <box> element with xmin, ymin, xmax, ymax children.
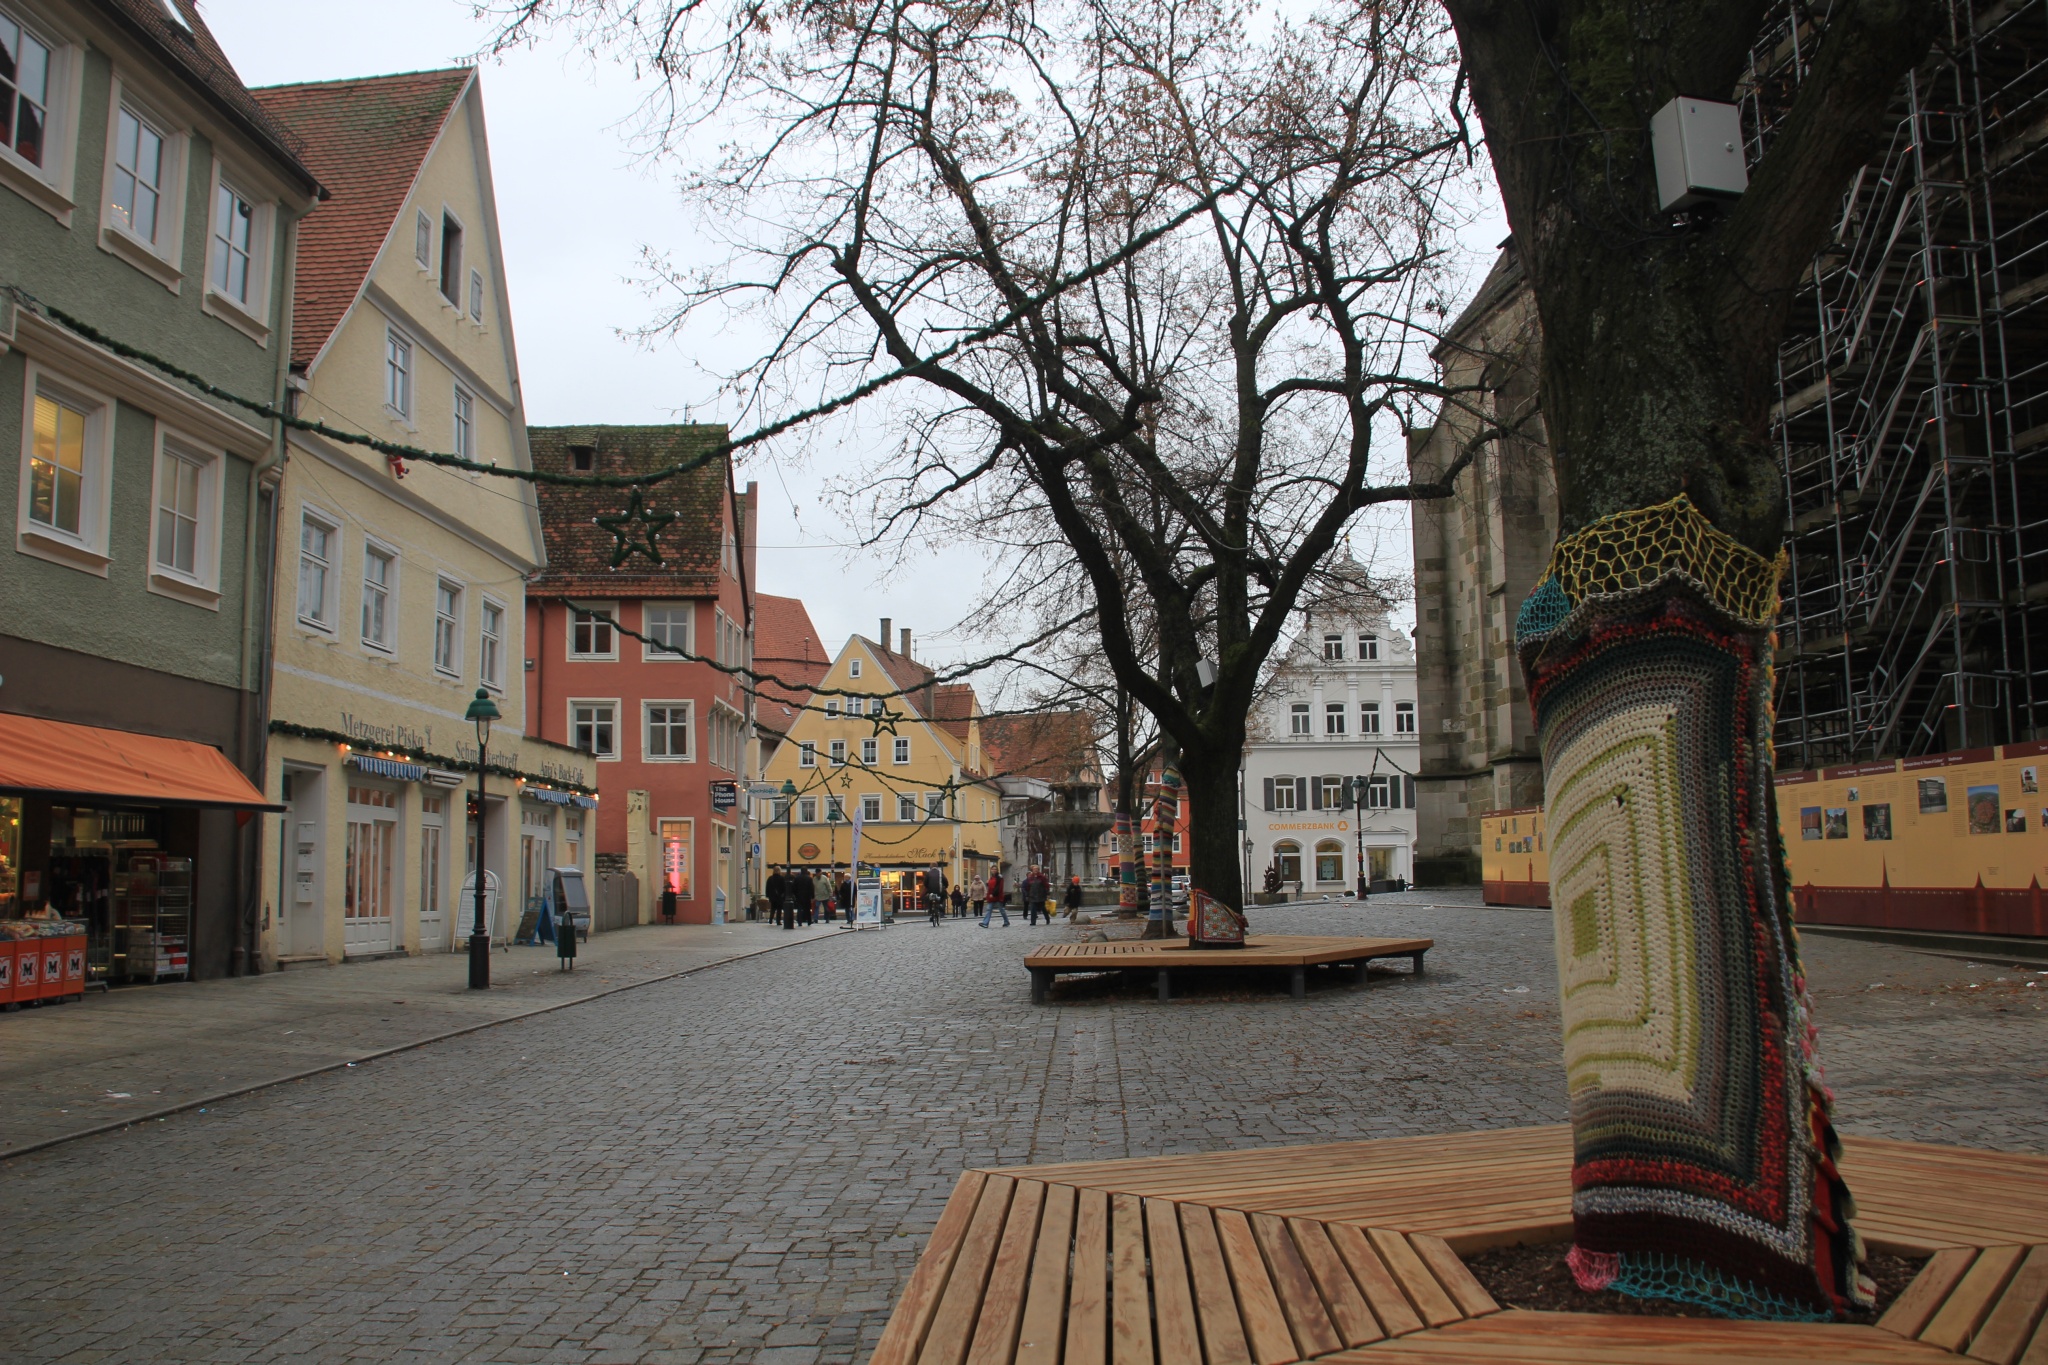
<box><xmin>1755</xmin><ymin>0</ymin><xmax>2048</xmax><ymax>770</ymax></box>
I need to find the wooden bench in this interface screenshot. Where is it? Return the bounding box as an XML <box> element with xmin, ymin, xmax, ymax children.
<box><xmin>872</xmin><ymin>1125</ymin><xmax>2048</xmax><ymax>1364</ymax></box>
<box><xmin>1023</xmin><ymin>936</ymin><xmax>1433</xmax><ymax>1003</ymax></box>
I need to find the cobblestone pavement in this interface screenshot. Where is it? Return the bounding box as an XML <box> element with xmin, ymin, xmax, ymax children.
<box><xmin>2</xmin><ymin>891</ymin><xmax>2043</xmax><ymax>1363</ymax></box>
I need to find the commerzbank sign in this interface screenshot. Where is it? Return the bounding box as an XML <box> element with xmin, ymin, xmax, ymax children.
<box><xmin>1265</xmin><ymin>820</ymin><xmax>1350</xmax><ymax>832</ymax></box>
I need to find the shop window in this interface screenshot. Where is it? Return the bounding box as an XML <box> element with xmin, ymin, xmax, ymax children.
<box><xmin>1395</xmin><ymin>700</ymin><xmax>1416</xmax><ymax>733</ymax></box>
<box><xmin>646</xmin><ymin>702</ymin><xmax>691</xmax><ymax>761</ymax></box>
<box><xmin>570</xmin><ymin>606</ymin><xmax>616</xmax><ymax>659</ymax></box>
<box><xmin>643</xmin><ymin>603</ymin><xmax>691</xmax><ymax>659</ymax></box>
<box><xmin>571</xmin><ymin>700</ymin><xmax>617</xmax><ymax>759</ymax></box>
<box><xmin>296</xmin><ymin>511</ymin><xmax>337</xmax><ymax>629</ymax></box>
<box><xmin>1315</xmin><ymin>839</ymin><xmax>1344</xmax><ymax>883</ymax></box>
<box><xmin>434</xmin><ymin>579</ymin><xmax>463</xmax><ymax>675</ymax></box>
<box><xmin>1273</xmin><ymin>840</ymin><xmax>1302</xmax><ymax>883</ymax></box>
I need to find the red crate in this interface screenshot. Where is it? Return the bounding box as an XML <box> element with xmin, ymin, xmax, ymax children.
<box><xmin>38</xmin><ymin>944</ymin><xmax>63</xmax><ymax>1000</ymax></box>
<box><xmin>62</xmin><ymin>934</ymin><xmax>85</xmax><ymax>997</ymax></box>
<box><xmin>0</xmin><ymin>940</ymin><xmax>16</xmax><ymax>1006</ymax></box>
<box><xmin>15</xmin><ymin>941</ymin><xmax>38</xmax><ymax>995</ymax></box>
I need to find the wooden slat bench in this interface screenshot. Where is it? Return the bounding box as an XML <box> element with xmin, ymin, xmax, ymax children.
<box><xmin>873</xmin><ymin>1126</ymin><xmax>2048</xmax><ymax>1364</ymax></box>
<box><xmin>1022</xmin><ymin>936</ymin><xmax>1433</xmax><ymax>1003</ymax></box>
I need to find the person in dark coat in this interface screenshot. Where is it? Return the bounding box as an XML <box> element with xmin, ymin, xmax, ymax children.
<box><xmin>1063</xmin><ymin>876</ymin><xmax>1084</xmax><ymax>918</ymax></box>
<box><xmin>766</xmin><ymin>868</ymin><xmax>789</xmax><ymax>929</ymax></box>
<box><xmin>838</xmin><ymin>872</ymin><xmax>855</xmax><ymax>922</ymax></box>
<box><xmin>1022</xmin><ymin>866</ymin><xmax>1049</xmax><ymax>926</ymax></box>
<box><xmin>923</xmin><ymin>862</ymin><xmax>947</xmax><ymax>926</ymax></box>
<box><xmin>794</xmin><ymin>868</ymin><xmax>816</xmax><ymax>927</ymax></box>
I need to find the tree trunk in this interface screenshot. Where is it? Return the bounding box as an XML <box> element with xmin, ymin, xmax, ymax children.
<box><xmin>1179</xmin><ymin>744</ymin><xmax>1248</xmax><ymax>943</ymax></box>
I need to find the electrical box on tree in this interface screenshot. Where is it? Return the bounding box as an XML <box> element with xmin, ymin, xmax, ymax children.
<box><xmin>1650</xmin><ymin>97</ymin><xmax>1748</xmax><ymax>211</ymax></box>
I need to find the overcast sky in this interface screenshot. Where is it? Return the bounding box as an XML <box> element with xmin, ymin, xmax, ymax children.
<box><xmin>203</xmin><ymin>0</ymin><xmax>1501</xmax><ymax>669</ymax></box>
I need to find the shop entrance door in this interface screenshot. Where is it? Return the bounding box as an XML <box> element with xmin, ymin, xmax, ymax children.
<box><xmin>1367</xmin><ymin>846</ymin><xmax>1395</xmax><ymax>885</ymax></box>
<box><xmin>419</xmin><ymin>794</ymin><xmax>447</xmax><ymax>951</ymax></box>
<box><xmin>519</xmin><ymin>805</ymin><xmax>551</xmax><ymax>928</ymax></box>
<box><xmin>344</xmin><ymin>786</ymin><xmax>398</xmax><ymax>955</ymax></box>
<box><xmin>284</xmin><ymin>768</ymin><xmax>326</xmax><ymax>958</ymax></box>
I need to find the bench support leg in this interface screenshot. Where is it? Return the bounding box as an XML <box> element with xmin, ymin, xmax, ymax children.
<box><xmin>1157</xmin><ymin>968</ymin><xmax>1171</xmax><ymax>1003</ymax></box>
<box><xmin>1291</xmin><ymin>964</ymin><xmax>1306</xmax><ymax>1001</ymax></box>
<box><xmin>1411</xmin><ymin>950</ymin><xmax>1427</xmax><ymax>975</ymax></box>
<box><xmin>1031</xmin><ymin>968</ymin><xmax>1051</xmax><ymax>1004</ymax></box>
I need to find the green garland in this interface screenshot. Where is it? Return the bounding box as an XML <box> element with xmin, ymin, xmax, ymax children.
<box><xmin>266</xmin><ymin>720</ymin><xmax>598</xmax><ymax>796</ymax></box>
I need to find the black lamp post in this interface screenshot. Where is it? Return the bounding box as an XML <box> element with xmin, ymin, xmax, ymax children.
<box><xmin>1350</xmin><ymin>771</ymin><xmax>1372</xmax><ymax>900</ymax></box>
<box><xmin>466</xmin><ymin>687</ymin><xmax>500</xmax><ymax>989</ymax></box>
<box><xmin>780</xmin><ymin>777</ymin><xmax>799</xmax><ymax>930</ymax></box>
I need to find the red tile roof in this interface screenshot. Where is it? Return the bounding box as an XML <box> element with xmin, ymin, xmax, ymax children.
<box><xmin>861</xmin><ymin>637</ymin><xmax>939</xmax><ymax>720</ymax></box>
<box><xmin>526</xmin><ymin>425</ymin><xmax>734</xmax><ymax>599</ymax></box>
<box><xmin>251</xmin><ymin>69</ymin><xmax>472</xmax><ymax>368</ymax></box>
<box><xmin>98</xmin><ymin>0</ymin><xmax>318</xmax><ymax>194</ymax></box>
<box><xmin>754</xmin><ymin>593</ymin><xmax>829</xmax><ymax>734</ymax></box>
<box><xmin>931</xmin><ymin>683</ymin><xmax>979</xmax><ymax>741</ymax></box>
<box><xmin>982</xmin><ymin>710</ymin><xmax>1100</xmax><ymax>784</ymax></box>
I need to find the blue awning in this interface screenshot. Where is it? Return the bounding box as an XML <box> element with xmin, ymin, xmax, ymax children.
<box><xmin>523</xmin><ymin>787</ymin><xmax>575</xmax><ymax>806</ymax></box>
<box><xmin>573</xmin><ymin>794</ymin><xmax>597</xmax><ymax>809</ymax></box>
<box><xmin>350</xmin><ymin>754</ymin><xmax>426</xmax><ymax>782</ymax></box>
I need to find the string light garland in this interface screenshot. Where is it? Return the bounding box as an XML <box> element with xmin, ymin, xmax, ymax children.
<box><xmin>267</xmin><ymin>720</ymin><xmax>598</xmax><ymax>796</ymax></box>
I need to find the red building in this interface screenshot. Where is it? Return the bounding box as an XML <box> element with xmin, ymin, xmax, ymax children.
<box><xmin>524</xmin><ymin>427</ymin><xmax>757</xmax><ymax>922</ymax></box>
<box><xmin>751</xmin><ymin>592</ymin><xmax>830</xmax><ymax>771</ymax></box>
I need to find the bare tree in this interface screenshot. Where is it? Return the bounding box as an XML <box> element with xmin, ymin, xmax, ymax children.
<box><xmin>488</xmin><ymin>0</ymin><xmax>1486</xmax><ymax>918</ymax></box>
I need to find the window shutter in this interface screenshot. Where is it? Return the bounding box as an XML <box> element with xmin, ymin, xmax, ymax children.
<box><xmin>1309</xmin><ymin>777</ymin><xmax>1322</xmax><ymax>810</ymax></box>
<box><xmin>1295</xmin><ymin>776</ymin><xmax>1309</xmax><ymax>811</ymax></box>
<box><xmin>1263</xmin><ymin>777</ymin><xmax>1275</xmax><ymax>811</ymax></box>
<box><xmin>1404</xmin><ymin>776</ymin><xmax>1417</xmax><ymax>808</ymax></box>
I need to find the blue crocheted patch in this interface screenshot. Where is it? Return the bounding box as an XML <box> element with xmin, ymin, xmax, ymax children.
<box><xmin>1515</xmin><ymin>575</ymin><xmax>1570</xmax><ymax>645</ymax></box>
<box><xmin>1607</xmin><ymin>1252</ymin><xmax>1835</xmax><ymax>1322</ymax></box>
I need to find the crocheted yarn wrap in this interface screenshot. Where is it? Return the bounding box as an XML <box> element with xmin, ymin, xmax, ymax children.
<box><xmin>1518</xmin><ymin>495</ymin><xmax>1869</xmax><ymax>1320</ymax></box>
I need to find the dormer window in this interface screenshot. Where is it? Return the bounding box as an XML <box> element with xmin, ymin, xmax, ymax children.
<box><xmin>569</xmin><ymin>444</ymin><xmax>595</xmax><ymax>472</ymax></box>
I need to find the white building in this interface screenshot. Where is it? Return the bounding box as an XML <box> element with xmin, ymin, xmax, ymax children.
<box><xmin>1241</xmin><ymin>594</ymin><xmax>1420</xmax><ymax>895</ymax></box>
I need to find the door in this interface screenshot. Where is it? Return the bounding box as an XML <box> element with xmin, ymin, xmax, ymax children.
<box><xmin>659</xmin><ymin>818</ymin><xmax>701</xmax><ymax>922</ymax></box>
<box><xmin>344</xmin><ymin>786</ymin><xmax>397</xmax><ymax>955</ymax></box>
<box><xmin>1368</xmin><ymin>846</ymin><xmax>1395</xmax><ymax>885</ymax></box>
<box><xmin>520</xmin><ymin>805</ymin><xmax>552</xmax><ymax>928</ymax></box>
<box><xmin>285</xmin><ymin>769</ymin><xmax>326</xmax><ymax>957</ymax></box>
<box><xmin>419</xmin><ymin>795</ymin><xmax>447</xmax><ymax>951</ymax></box>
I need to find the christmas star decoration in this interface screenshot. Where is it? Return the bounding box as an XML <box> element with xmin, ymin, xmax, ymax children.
<box><xmin>868</xmin><ymin>705</ymin><xmax>902</xmax><ymax>738</ymax></box>
<box><xmin>595</xmin><ymin>490</ymin><xmax>677</xmax><ymax>568</ymax></box>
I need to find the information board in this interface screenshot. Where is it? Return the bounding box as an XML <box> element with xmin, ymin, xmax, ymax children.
<box><xmin>854</xmin><ymin>876</ymin><xmax>884</xmax><ymax>928</ymax></box>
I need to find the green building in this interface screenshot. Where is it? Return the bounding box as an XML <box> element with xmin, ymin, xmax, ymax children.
<box><xmin>0</xmin><ymin>0</ymin><xmax>320</xmax><ymax>978</ymax></box>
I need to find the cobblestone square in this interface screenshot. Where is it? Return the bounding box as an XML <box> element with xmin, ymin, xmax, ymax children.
<box><xmin>2</xmin><ymin>891</ymin><xmax>2044</xmax><ymax>1363</ymax></box>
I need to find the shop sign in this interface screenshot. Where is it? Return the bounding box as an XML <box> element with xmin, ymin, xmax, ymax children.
<box><xmin>710</xmin><ymin>780</ymin><xmax>738</xmax><ymax>811</ymax></box>
<box><xmin>340</xmin><ymin>712</ymin><xmax>432</xmax><ymax>750</ymax></box>
<box><xmin>797</xmin><ymin>842</ymin><xmax>820</xmax><ymax>860</ymax></box>
<box><xmin>534</xmin><ymin>759</ymin><xmax>588</xmax><ymax>786</ymax></box>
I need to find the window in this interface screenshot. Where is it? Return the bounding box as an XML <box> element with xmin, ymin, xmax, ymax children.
<box><xmin>825</xmin><ymin>698</ymin><xmax>841</xmax><ymax>716</ymax></box>
<box><xmin>849</xmin><ymin>659</ymin><xmax>862</xmax><ymax>678</ymax></box>
<box><xmin>826</xmin><ymin>796</ymin><xmax>844</xmax><ymax>822</ymax></box>
<box><xmin>642</xmin><ymin>604</ymin><xmax>691</xmax><ymax>659</ymax></box>
<box><xmin>360</xmin><ymin>544</ymin><xmax>394</xmax><ymax>649</ymax></box>
<box><xmin>468</xmin><ymin>267</ymin><xmax>484</xmax><ymax>321</ymax></box>
<box><xmin>1395</xmin><ymin>701</ymin><xmax>1416</xmax><ymax>733</ymax></box>
<box><xmin>860</xmin><ymin>738</ymin><xmax>878</xmax><ymax>765</ymax></box>
<box><xmin>150</xmin><ymin>440</ymin><xmax>212</xmax><ymax>583</ymax></box>
<box><xmin>434</xmin><ymin>579</ymin><xmax>462</xmax><ymax>675</ymax></box>
<box><xmin>297</xmin><ymin>513</ymin><xmax>335</xmax><ymax>628</ymax></box>
<box><xmin>479</xmin><ymin>599</ymin><xmax>504</xmax><ymax>687</ymax></box>
<box><xmin>829</xmin><ymin>739</ymin><xmax>846</xmax><ymax>765</ymax></box>
<box><xmin>572</xmin><ymin>702</ymin><xmax>617</xmax><ymax>758</ymax></box>
<box><xmin>646</xmin><ymin>703</ymin><xmax>691</xmax><ymax>760</ymax></box>
<box><xmin>1315</xmin><ymin>840</ymin><xmax>1344</xmax><ymax>883</ymax></box>
<box><xmin>1173</xmin><ymin>833</ymin><xmax>1183</xmax><ymax>853</ymax></box>
<box><xmin>1271</xmin><ymin>778</ymin><xmax>1298</xmax><ymax>812</ymax></box>
<box><xmin>110</xmin><ymin>105</ymin><xmax>165</xmax><ymax>241</ymax></box>
<box><xmin>1318</xmin><ymin>776</ymin><xmax>1347</xmax><ymax>809</ymax></box>
<box><xmin>926</xmin><ymin>791</ymin><xmax>945</xmax><ymax>818</ymax></box>
<box><xmin>898</xmin><ymin>794</ymin><xmax>918</xmax><ymax>821</ymax></box>
<box><xmin>571</xmin><ymin>608</ymin><xmax>615</xmax><ymax>658</ymax></box>
<box><xmin>2</xmin><ymin>12</ymin><xmax>52</xmax><ymax>169</ymax></box>
<box><xmin>1361</xmin><ymin>702</ymin><xmax>1381</xmax><ymax>734</ymax></box>
<box><xmin>439</xmin><ymin>212</ymin><xmax>464</xmax><ymax>304</ymax></box>
<box><xmin>385</xmin><ymin>330</ymin><xmax>412</xmax><ymax>418</ymax></box>
<box><xmin>414</xmin><ymin>209</ymin><xmax>432</xmax><ymax>267</ymax></box>
<box><xmin>799</xmin><ymin>741</ymin><xmax>816</xmax><ymax>767</ymax></box>
<box><xmin>1321</xmin><ymin>633</ymin><xmax>1344</xmax><ymax>661</ymax></box>
<box><xmin>1366</xmin><ymin>775</ymin><xmax>1394</xmax><ymax>809</ymax></box>
<box><xmin>210</xmin><ymin>180</ymin><xmax>254</xmax><ymax>304</ymax></box>
<box><xmin>893</xmin><ymin>737</ymin><xmax>911</xmax><ymax>764</ymax></box>
<box><xmin>1289</xmin><ymin>702</ymin><xmax>1310</xmax><ymax>736</ymax></box>
<box><xmin>799</xmin><ymin>797</ymin><xmax>817</xmax><ymax>823</ymax></box>
<box><xmin>861</xmin><ymin>793</ymin><xmax>882</xmax><ymax>822</ymax></box>
<box><xmin>1358</xmin><ymin>634</ymin><xmax>1379</xmax><ymax>661</ymax></box>
<box><xmin>453</xmin><ymin>386</ymin><xmax>475</xmax><ymax>460</ymax></box>
<box><xmin>1325</xmin><ymin>703</ymin><xmax>1346</xmax><ymax>736</ymax></box>
<box><xmin>26</xmin><ymin>386</ymin><xmax>85</xmax><ymax>536</ymax></box>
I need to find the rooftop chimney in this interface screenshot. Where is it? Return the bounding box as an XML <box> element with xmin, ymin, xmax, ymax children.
<box><xmin>900</xmin><ymin>627</ymin><xmax>913</xmax><ymax>659</ymax></box>
<box><xmin>879</xmin><ymin>617</ymin><xmax>892</xmax><ymax>652</ymax></box>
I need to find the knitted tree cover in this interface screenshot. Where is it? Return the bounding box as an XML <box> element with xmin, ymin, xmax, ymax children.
<box><xmin>1515</xmin><ymin>496</ymin><xmax>1871</xmax><ymax>1320</ymax></box>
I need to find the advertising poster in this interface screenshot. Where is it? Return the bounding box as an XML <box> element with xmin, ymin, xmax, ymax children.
<box><xmin>855</xmin><ymin>876</ymin><xmax>884</xmax><ymax>927</ymax></box>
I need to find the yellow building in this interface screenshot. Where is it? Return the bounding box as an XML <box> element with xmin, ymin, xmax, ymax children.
<box><xmin>250</xmin><ymin>70</ymin><xmax>591</xmax><ymax>962</ymax></box>
<box><xmin>757</xmin><ymin>623</ymin><xmax>1001</xmax><ymax>897</ymax></box>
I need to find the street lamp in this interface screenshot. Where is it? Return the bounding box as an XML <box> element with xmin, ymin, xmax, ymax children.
<box><xmin>780</xmin><ymin>777</ymin><xmax>799</xmax><ymax>930</ymax></box>
<box><xmin>465</xmin><ymin>687</ymin><xmax>501</xmax><ymax>989</ymax></box>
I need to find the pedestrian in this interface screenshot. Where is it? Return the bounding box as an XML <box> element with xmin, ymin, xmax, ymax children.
<box><xmin>838</xmin><ymin>870</ymin><xmax>856</xmax><ymax>923</ymax></box>
<box><xmin>766</xmin><ymin>866</ymin><xmax>789</xmax><ymax>930</ymax></box>
<box><xmin>923</xmin><ymin>862</ymin><xmax>947</xmax><ymax>926</ymax></box>
<box><xmin>980</xmin><ymin>867</ymin><xmax>1009</xmax><ymax>927</ymax></box>
<box><xmin>970</xmin><ymin>877</ymin><xmax>985</xmax><ymax>921</ymax></box>
<box><xmin>950</xmin><ymin>884</ymin><xmax>966</xmax><ymax>918</ymax></box>
<box><xmin>797</xmin><ymin>868</ymin><xmax>818</xmax><ymax>926</ymax></box>
<box><xmin>813</xmin><ymin>867</ymin><xmax>835</xmax><ymax>925</ymax></box>
<box><xmin>1022</xmin><ymin>865</ymin><xmax>1047</xmax><ymax>926</ymax></box>
<box><xmin>1064</xmin><ymin>875</ymin><xmax>1084</xmax><ymax>919</ymax></box>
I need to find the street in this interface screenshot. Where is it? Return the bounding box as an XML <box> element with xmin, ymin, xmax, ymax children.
<box><xmin>3</xmin><ymin>891</ymin><xmax>2044</xmax><ymax>1363</ymax></box>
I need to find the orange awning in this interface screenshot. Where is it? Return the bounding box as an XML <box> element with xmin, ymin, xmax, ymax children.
<box><xmin>0</xmin><ymin>711</ymin><xmax>282</xmax><ymax>811</ymax></box>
